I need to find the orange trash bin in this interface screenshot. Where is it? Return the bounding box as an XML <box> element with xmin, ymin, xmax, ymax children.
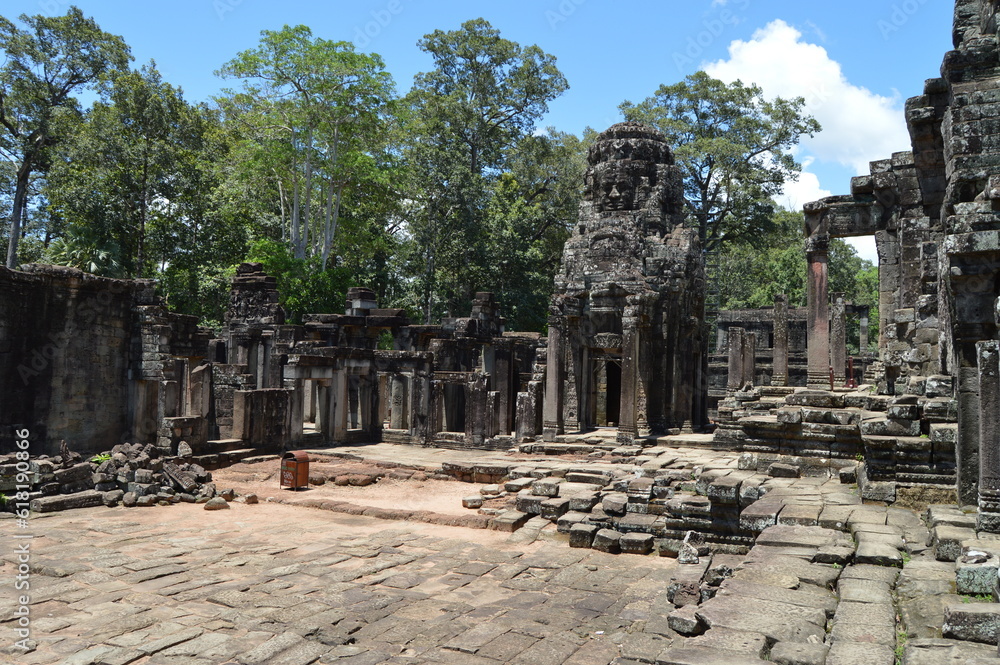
<box><xmin>280</xmin><ymin>451</ymin><xmax>310</xmax><ymax>491</ymax></box>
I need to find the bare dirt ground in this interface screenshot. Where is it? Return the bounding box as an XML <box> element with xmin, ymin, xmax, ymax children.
<box><xmin>211</xmin><ymin>459</ymin><xmax>514</xmax><ymax>517</ymax></box>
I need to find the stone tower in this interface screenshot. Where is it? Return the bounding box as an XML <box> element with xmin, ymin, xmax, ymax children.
<box><xmin>543</xmin><ymin>122</ymin><xmax>707</xmax><ymax>442</ymax></box>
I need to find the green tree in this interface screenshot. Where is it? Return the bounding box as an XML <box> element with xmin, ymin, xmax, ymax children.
<box><xmin>45</xmin><ymin>62</ymin><xmax>204</xmax><ymax>278</ymax></box>
<box><xmin>620</xmin><ymin>72</ymin><xmax>820</xmax><ymax>251</ymax></box>
<box><xmin>403</xmin><ymin>18</ymin><xmax>569</xmax><ymax>322</ymax></box>
<box><xmin>716</xmin><ymin>209</ymin><xmax>879</xmax><ymax>351</ymax></box>
<box><xmin>0</xmin><ymin>6</ymin><xmax>130</xmax><ymax>269</ymax></box>
<box><xmin>217</xmin><ymin>25</ymin><xmax>398</xmax><ymax>266</ymax></box>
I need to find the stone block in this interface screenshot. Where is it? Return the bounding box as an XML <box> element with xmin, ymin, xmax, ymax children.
<box><xmin>492</xmin><ymin>510</ymin><xmax>530</xmax><ymax>532</ymax></box>
<box><xmin>934</xmin><ymin>525</ymin><xmax>977</xmax><ymax>561</ymax></box>
<box><xmin>740</xmin><ymin>501</ymin><xmax>782</xmax><ymax>532</ymax></box>
<box><xmin>943</xmin><ymin>603</ymin><xmax>1000</xmax><ymax>644</ymax></box>
<box><xmin>531</xmin><ymin>477</ymin><xmax>562</xmax><ymax>497</ymax></box>
<box><xmin>620</xmin><ymin>532</ymin><xmax>654</xmax><ymax>555</ymax></box>
<box><xmin>540</xmin><ymin>497</ymin><xmax>570</xmax><ymax>521</ymax></box>
<box><xmin>569</xmin><ymin>523</ymin><xmax>598</xmax><ymax>548</ymax></box>
<box><xmin>602</xmin><ymin>493</ymin><xmax>628</xmax><ymax>515</ymax></box>
<box><xmin>568</xmin><ymin>491</ymin><xmax>600</xmax><ymax>512</ymax></box>
<box><xmin>29</xmin><ymin>490</ymin><xmax>103</xmax><ymax>513</ymax></box>
<box><xmin>770</xmin><ymin>641</ymin><xmax>830</xmax><ymax>665</ymax></box>
<box><xmin>515</xmin><ymin>490</ymin><xmax>543</xmax><ymax>515</ymax></box>
<box><xmin>504</xmin><ymin>477</ymin><xmax>534</xmax><ymax>493</ymax></box>
<box><xmin>956</xmin><ymin>551</ymin><xmax>1000</xmax><ymax>594</ymax></box>
<box><xmin>462</xmin><ymin>496</ymin><xmax>483</xmax><ymax>509</ymax></box>
<box><xmin>592</xmin><ymin>528</ymin><xmax>621</xmax><ymax>554</ymax></box>
<box><xmin>767</xmin><ymin>463</ymin><xmax>801</xmax><ymax>478</ymax></box>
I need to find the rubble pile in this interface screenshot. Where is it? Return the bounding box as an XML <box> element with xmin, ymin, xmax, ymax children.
<box><xmin>1</xmin><ymin>441</ymin><xmax>221</xmax><ymax>513</ymax></box>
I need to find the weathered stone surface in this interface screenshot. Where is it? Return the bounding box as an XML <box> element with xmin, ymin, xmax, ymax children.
<box><xmin>204</xmin><ymin>497</ymin><xmax>230</xmax><ymax>511</ymax></box>
<box><xmin>942</xmin><ymin>603</ymin><xmax>1000</xmax><ymax>644</ymax></box>
<box><xmin>769</xmin><ymin>641</ymin><xmax>830</xmax><ymax>665</ymax></box>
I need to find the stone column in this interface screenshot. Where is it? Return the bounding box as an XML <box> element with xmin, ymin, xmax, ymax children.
<box><xmin>465</xmin><ymin>373</ymin><xmax>489</xmax><ymax>447</ymax></box>
<box><xmin>542</xmin><ymin>314</ymin><xmax>565</xmax><ymax>441</ymax></box>
<box><xmin>977</xmin><ymin>341</ymin><xmax>1000</xmax><ymax>532</ymax></box>
<box><xmin>742</xmin><ymin>332</ymin><xmax>757</xmax><ymax>389</ymax></box>
<box><xmin>332</xmin><ymin>371</ymin><xmax>348</xmax><ymax>442</ymax></box>
<box><xmin>772</xmin><ymin>295</ymin><xmax>789</xmax><ymax>386</ymax></box>
<box><xmin>806</xmin><ymin>232</ymin><xmax>831</xmax><ymax>387</ymax></box>
<box><xmin>727</xmin><ymin>327</ymin><xmax>745</xmax><ymax>391</ymax></box>
<box><xmin>859</xmin><ymin>307</ymin><xmax>870</xmax><ymax>354</ymax></box>
<box><xmin>617</xmin><ymin>300</ymin><xmax>640</xmax><ymax>444</ymax></box>
<box><xmin>564</xmin><ymin>315</ymin><xmax>584</xmax><ymax>433</ymax></box>
<box><xmin>831</xmin><ymin>293</ymin><xmax>847</xmax><ymax>385</ymax></box>
<box><xmin>389</xmin><ymin>375</ymin><xmax>407</xmax><ymax>430</ymax></box>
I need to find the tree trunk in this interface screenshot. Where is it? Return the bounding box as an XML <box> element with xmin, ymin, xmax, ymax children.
<box><xmin>301</xmin><ymin>128</ymin><xmax>314</xmax><ymax>259</ymax></box>
<box><xmin>5</xmin><ymin>161</ymin><xmax>32</xmax><ymax>269</ymax></box>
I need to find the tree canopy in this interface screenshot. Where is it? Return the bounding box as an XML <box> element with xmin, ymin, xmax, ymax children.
<box><xmin>621</xmin><ymin>72</ymin><xmax>821</xmax><ymax>252</ymax></box>
<box><xmin>0</xmin><ymin>6</ymin><xmax>131</xmax><ymax>268</ymax></box>
<box><xmin>0</xmin><ymin>9</ymin><xmax>876</xmax><ymax>339</ymax></box>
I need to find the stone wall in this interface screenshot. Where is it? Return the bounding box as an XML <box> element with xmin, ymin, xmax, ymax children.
<box><xmin>0</xmin><ymin>266</ymin><xmax>140</xmax><ymax>456</ymax></box>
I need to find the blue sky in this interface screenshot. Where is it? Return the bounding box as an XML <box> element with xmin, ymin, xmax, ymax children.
<box><xmin>7</xmin><ymin>0</ymin><xmax>956</xmax><ymax>261</ymax></box>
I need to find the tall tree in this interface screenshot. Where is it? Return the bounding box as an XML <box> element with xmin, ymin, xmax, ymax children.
<box><xmin>620</xmin><ymin>72</ymin><xmax>820</xmax><ymax>251</ymax></box>
<box><xmin>0</xmin><ymin>6</ymin><xmax>130</xmax><ymax>268</ymax></box>
<box><xmin>217</xmin><ymin>25</ymin><xmax>397</xmax><ymax>265</ymax></box>
<box><xmin>46</xmin><ymin>62</ymin><xmax>201</xmax><ymax>278</ymax></box>
<box><xmin>403</xmin><ymin>18</ymin><xmax>568</xmax><ymax>322</ymax></box>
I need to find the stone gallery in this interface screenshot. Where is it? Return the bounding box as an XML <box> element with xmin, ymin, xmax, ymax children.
<box><xmin>9</xmin><ymin>1</ymin><xmax>1000</xmax><ymax>663</ymax></box>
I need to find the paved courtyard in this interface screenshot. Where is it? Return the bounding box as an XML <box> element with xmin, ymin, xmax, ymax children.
<box><xmin>2</xmin><ymin>500</ymin><xmax>679</xmax><ymax>665</ymax></box>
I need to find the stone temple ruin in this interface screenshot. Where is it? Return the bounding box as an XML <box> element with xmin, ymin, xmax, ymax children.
<box><xmin>12</xmin><ymin>2</ymin><xmax>1000</xmax><ymax>662</ymax></box>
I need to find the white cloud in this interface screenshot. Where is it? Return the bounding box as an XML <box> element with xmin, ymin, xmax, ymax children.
<box><xmin>704</xmin><ymin>20</ymin><xmax>910</xmax><ymax>176</ymax></box>
<box><xmin>776</xmin><ymin>158</ymin><xmax>831</xmax><ymax>210</ymax></box>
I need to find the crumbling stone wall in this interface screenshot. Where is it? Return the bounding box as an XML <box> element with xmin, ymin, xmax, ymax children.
<box><xmin>0</xmin><ymin>266</ymin><xmax>141</xmax><ymax>456</ymax></box>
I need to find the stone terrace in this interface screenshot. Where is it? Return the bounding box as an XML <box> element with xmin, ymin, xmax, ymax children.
<box><xmin>5</xmin><ymin>441</ymin><xmax>1000</xmax><ymax>665</ymax></box>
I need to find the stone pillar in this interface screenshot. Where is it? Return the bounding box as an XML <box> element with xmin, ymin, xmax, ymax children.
<box><xmin>542</xmin><ymin>315</ymin><xmax>564</xmax><ymax>441</ymax></box>
<box><xmin>617</xmin><ymin>300</ymin><xmax>640</xmax><ymax>444</ymax></box>
<box><xmin>859</xmin><ymin>307</ymin><xmax>870</xmax><ymax>354</ymax></box>
<box><xmin>389</xmin><ymin>375</ymin><xmax>407</xmax><ymax>430</ymax></box>
<box><xmin>831</xmin><ymin>293</ymin><xmax>847</xmax><ymax>385</ymax></box>
<box><xmin>465</xmin><ymin>373</ymin><xmax>489</xmax><ymax>447</ymax></box>
<box><xmin>977</xmin><ymin>341</ymin><xmax>1000</xmax><ymax>532</ymax></box>
<box><xmin>494</xmin><ymin>345</ymin><xmax>512</xmax><ymax>436</ymax></box>
<box><xmin>727</xmin><ymin>327</ymin><xmax>745</xmax><ymax>391</ymax></box>
<box><xmin>773</xmin><ymin>295</ymin><xmax>789</xmax><ymax>386</ymax></box>
<box><xmin>332</xmin><ymin>371</ymin><xmax>348</xmax><ymax>442</ymax></box>
<box><xmin>742</xmin><ymin>332</ymin><xmax>757</xmax><ymax>389</ymax></box>
<box><xmin>564</xmin><ymin>315</ymin><xmax>584</xmax><ymax>433</ymax></box>
<box><xmin>806</xmin><ymin>233</ymin><xmax>831</xmax><ymax>387</ymax></box>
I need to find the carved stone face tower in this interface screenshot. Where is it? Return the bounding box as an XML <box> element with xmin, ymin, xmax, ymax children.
<box><xmin>544</xmin><ymin>122</ymin><xmax>706</xmax><ymax>442</ymax></box>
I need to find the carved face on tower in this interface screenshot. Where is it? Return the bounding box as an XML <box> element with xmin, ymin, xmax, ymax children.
<box><xmin>583</xmin><ymin>122</ymin><xmax>676</xmax><ymax>216</ymax></box>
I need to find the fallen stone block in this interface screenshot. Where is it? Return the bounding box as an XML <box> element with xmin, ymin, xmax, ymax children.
<box><xmin>956</xmin><ymin>551</ymin><xmax>1000</xmax><ymax>595</ymax></box>
<box><xmin>943</xmin><ymin>603</ymin><xmax>1000</xmax><ymax>644</ymax></box>
<box><xmin>934</xmin><ymin>525</ymin><xmax>977</xmax><ymax>562</ymax></box>
<box><xmin>592</xmin><ymin>529</ymin><xmax>621</xmax><ymax>554</ymax></box>
<box><xmin>620</xmin><ymin>532</ymin><xmax>654</xmax><ymax>555</ymax></box>
<box><xmin>491</xmin><ymin>510</ymin><xmax>530</xmax><ymax>532</ymax></box>
<box><xmin>767</xmin><ymin>463</ymin><xmax>800</xmax><ymax>478</ymax></box>
<box><xmin>540</xmin><ymin>497</ymin><xmax>570</xmax><ymax>521</ymax></box>
<box><xmin>30</xmin><ymin>490</ymin><xmax>103</xmax><ymax>513</ymax></box>
<box><xmin>531</xmin><ymin>477</ymin><xmax>562</xmax><ymax>497</ymax></box>
<box><xmin>462</xmin><ymin>496</ymin><xmax>484</xmax><ymax>509</ymax></box>
<box><xmin>740</xmin><ymin>501</ymin><xmax>783</xmax><ymax>533</ymax></box>
<box><xmin>666</xmin><ymin>604</ymin><xmax>705</xmax><ymax>637</ymax></box>
<box><xmin>569</xmin><ymin>523</ymin><xmax>598</xmax><ymax>548</ymax></box>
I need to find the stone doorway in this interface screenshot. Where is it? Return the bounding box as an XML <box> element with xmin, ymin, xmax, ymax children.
<box><xmin>592</xmin><ymin>355</ymin><xmax>622</xmax><ymax>427</ymax></box>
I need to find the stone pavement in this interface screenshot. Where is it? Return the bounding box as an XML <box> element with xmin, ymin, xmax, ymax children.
<box><xmin>0</xmin><ymin>502</ymin><xmax>678</xmax><ymax>665</ymax></box>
